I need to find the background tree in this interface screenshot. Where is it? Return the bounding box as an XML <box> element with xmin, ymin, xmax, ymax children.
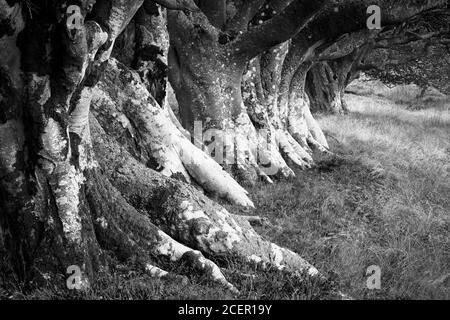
<box><xmin>306</xmin><ymin>3</ymin><xmax>450</xmax><ymax>114</ymax></box>
<box><xmin>364</xmin><ymin>8</ymin><xmax>450</xmax><ymax>99</ymax></box>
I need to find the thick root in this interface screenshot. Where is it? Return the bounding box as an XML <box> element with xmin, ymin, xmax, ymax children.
<box><xmin>277</xmin><ymin>130</ymin><xmax>313</xmax><ymax>168</ymax></box>
<box><xmin>287</xmin><ymin>95</ymin><xmax>330</xmax><ymax>152</ymax></box>
<box><xmin>91</xmin><ymin>118</ymin><xmax>321</xmax><ymax>279</ymax></box>
<box><xmin>232</xmin><ymin>215</ymin><xmax>271</xmax><ymax>227</ymax></box>
<box><xmin>256</xmin><ymin>128</ymin><xmax>295</xmax><ymax>179</ymax></box>
<box><xmin>206</xmin><ymin>115</ymin><xmax>295</xmax><ymax>185</ymax></box>
<box><xmin>304</xmin><ymin>105</ymin><xmax>329</xmax><ymax>150</ymax></box>
<box><xmin>154</xmin><ymin>232</ymin><xmax>238</xmax><ymax>293</ymax></box>
<box><xmin>85</xmin><ymin>168</ymin><xmax>238</xmax><ymax>293</ymax></box>
<box><xmin>144</xmin><ymin>264</ymin><xmax>190</xmax><ymax>286</ymax></box>
<box><xmin>91</xmin><ymin>59</ymin><xmax>254</xmax><ymax>208</ymax></box>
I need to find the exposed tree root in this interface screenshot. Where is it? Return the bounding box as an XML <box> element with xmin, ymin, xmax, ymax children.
<box><xmin>90</xmin><ymin>59</ymin><xmax>254</xmax><ymax>208</ymax></box>
<box><xmin>85</xmin><ymin>167</ymin><xmax>238</xmax><ymax>293</ymax></box>
<box><xmin>242</xmin><ymin>57</ymin><xmax>317</xmax><ymax>176</ymax></box>
<box><xmin>90</xmin><ymin>116</ymin><xmax>322</xmax><ymax>284</ymax></box>
<box><xmin>287</xmin><ymin>93</ymin><xmax>330</xmax><ymax>151</ymax></box>
<box><xmin>88</xmin><ymin>60</ymin><xmax>321</xmax><ymax>290</ymax></box>
<box><xmin>233</xmin><ymin>215</ymin><xmax>271</xmax><ymax>227</ymax></box>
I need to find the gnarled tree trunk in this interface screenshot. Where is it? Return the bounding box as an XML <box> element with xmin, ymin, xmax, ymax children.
<box><xmin>306</xmin><ymin>61</ymin><xmax>349</xmax><ymax>115</ymax></box>
<box><xmin>0</xmin><ymin>0</ymin><xmax>324</xmax><ymax>294</ymax></box>
<box><xmin>167</xmin><ymin>0</ymin><xmax>331</xmax><ymax>184</ymax></box>
<box><xmin>306</xmin><ymin>46</ymin><xmax>370</xmax><ymax>114</ymax></box>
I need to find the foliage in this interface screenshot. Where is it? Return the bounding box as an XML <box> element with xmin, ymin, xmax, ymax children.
<box><xmin>365</xmin><ymin>8</ymin><xmax>450</xmax><ymax>93</ymax></box>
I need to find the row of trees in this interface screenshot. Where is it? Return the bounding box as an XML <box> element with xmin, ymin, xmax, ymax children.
<box><xmin>307</xmin><ymin>3</ymin><xmax>450</xmax><ymax>113</ymax></box>
<box><xmin>0</xmin><ymin>0</ymin><xmax>448</xmax><ymax>293</ymax></box>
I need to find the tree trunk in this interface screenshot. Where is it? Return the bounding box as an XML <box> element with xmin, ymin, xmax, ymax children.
<box><xmin>168</xmin><ymin>10</ymin><xmax>277</xmax><ymax>185</ymax></box>
<box><xmin>0</xmin><ymin>0</ymin><xmax>323</xmax><ymax>293</ymax></box>
<box><xmin>243</xmin><ymin>44</ymin><xmax>314</xmax><ymax>174</ymax></box>
<box><xmin>167</xmin><ymin>5</ymin><xmax>331</xmax><ymax>184</ymax></box>
<box><xmin>287</xmin><ymin>62</ymin><xmax>329</xmax><ymax>150</ymax></box>
<box><xmin>277</xmin><ymin>33</ymin><xmax>330</xmax><ymax>151</ymax></box>
<box><xmin>306</xmin><ymin>42</ymin><xmax>375</xmax><ymax>115</ymax></box>
<box><xmin>306</xmin><ymin>61</ymin><xmax>347</xmax><ymax>114</ymax></box>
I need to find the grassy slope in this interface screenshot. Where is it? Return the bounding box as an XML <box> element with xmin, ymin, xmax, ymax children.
<box><xmin>2</xmin><ymin>92</ymin><xmax>449</xmax><ymax>300</ymax></box>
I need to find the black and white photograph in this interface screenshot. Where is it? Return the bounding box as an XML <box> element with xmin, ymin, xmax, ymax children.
<box><xmin>0</xmin><ymin>0</ymin><xmax>449</xmax><ymax>306</ymax></box>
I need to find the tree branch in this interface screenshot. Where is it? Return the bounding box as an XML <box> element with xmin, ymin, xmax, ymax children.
<box><xmin>225</xmin><ymin>0</ymin><xmax>266</xmax><ymax>33</ymax></box>
<box><xmin>282</xmin><ymin>0</ymin><xmax>447</xmax><ymax>64</ymax></box>
<box><xmin>231</xmin><ymin>0</ymin><xmax>331</xmax><ymax>58</ymax></box>
<box><xmin>196</xmin><ymin>0</ymin><xmax>227</xmax><ymax>28</ymax></box>
<box><xmin>151</xmin><ymin>0</ymin><xmax>199</xmax><ymax>11</ymax></box>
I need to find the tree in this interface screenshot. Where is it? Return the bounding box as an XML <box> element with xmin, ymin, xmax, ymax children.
<box><xmin>168</xmin><ymin>0</ymin><xmax>334</xmax><ymax>184</ymax></box>
<box><xmin>168</xmin><ymin>0</ymin><xmax>446</xmax><ymax>185</ymax></box>
<box><xmin>0</xmin><ymin>0</ymin><xmax>446</xmax><ymax>294</ymax></box>
<box><xmin>363</xmin><ymin>8</ymin><xmax>450</xmax><ymax>98</ymax></box>
<box><xmin>310</xmin><ymin>4</ymin><xmax>450</xmax><ymax>113</ymax></box>
<box><xmin>0</xmin><ymin>0</ymin><xmax>323</xmax><ymax>294</ymax></box>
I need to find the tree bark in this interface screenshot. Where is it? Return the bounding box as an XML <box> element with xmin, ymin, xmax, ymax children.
<box><xmin>0</xmin><ymin>0</ymin><xmax>323</xmax><ymax>293</ymax></box>
<box><xmin>306</xmin><ymin>60</ymin><xmax>350</xmax><ymax>115</ymax></box>
<box><xmin>306</xmin><ymin>44</ymin><xmax>373</xmax><ymax>115</ymax></box>
<box><xmin>276</xmin><ymin>32</ymin><xmax>330</xmax><ymax>151</ymax></box>
<box><xmin>167</xmin><ymin>1</ymin><xmax>332</xmax><ymax>184</ymax></box>
<box><xmin>243</xmin><ymin>44</ymin><xmax>314</xmax><ymax>173</ymax></box>
<box><xmin>168</xmin><ymin>10</ymin><xmax>270</xmax><ymax>184</ymax></box>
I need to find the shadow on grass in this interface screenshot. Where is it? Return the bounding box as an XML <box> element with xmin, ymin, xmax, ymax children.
<box><xmin>350</xmin><ymin>110</ymin><xmax>450</xmax><ymax>130</ymax></box>
<box><xmin>1</xmin><ymin>253</ymin><xmax>339</xmax><ymax>300</ymax></box>
<box><xmin>243</xmin><ymin>96</ymin><xmax>450</xmax><ymax>300</ymax></box>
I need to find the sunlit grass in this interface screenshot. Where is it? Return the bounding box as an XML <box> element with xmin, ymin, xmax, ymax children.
<box><xmin>250</xmin><ymin>93</ymin><xmax>449</xmax><ymax>299</ymax></box>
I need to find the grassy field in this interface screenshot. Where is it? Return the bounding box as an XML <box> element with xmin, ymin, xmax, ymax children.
<box><xmin>2</xmin><ymin>91</ymin><xmax>449</xmax><ymax>300</ymax></box>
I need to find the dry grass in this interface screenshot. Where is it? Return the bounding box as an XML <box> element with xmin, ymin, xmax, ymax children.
<box><xmin>249</xmin><ymin>93</ymin><xmax>450</xmax><ymax>299</ymax></box>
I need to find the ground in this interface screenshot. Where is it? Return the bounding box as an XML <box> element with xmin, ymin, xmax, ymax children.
<box><xmin>248</xmin><ymin>92</ymin><xmax>450</xmax><ymax>300</ymax></box>
<box><xmin>1</xmin><ymin>86</ymin><xmax>449</xmax><ymax>300</ymax></box>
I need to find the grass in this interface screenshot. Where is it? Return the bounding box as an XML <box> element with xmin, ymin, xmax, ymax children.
<box><xmin>247</xmin><ymin>93</ymin><xmax>449</xmax><ymax>299</ymax></box>
<box><xmin>0</xmin><ymin>256</ymin><xmax>336</xmax><ymax>300</ymax></box>
<box><xmin>1</xmin><ymin>92</ymin><xmax>449</xmax><ymax>300</ymax></box>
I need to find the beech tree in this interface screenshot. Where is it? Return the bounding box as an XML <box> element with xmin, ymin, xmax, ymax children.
<box><xmin>306</xmin><ymin>3</ymin><xmax>450</xmax><ymax>114</ymax></box>
<box><xmin>0</xmin><ymin>0</ymin><xmax>446</xmax><ymax>294</ymax></box>
<box><xmin>363</xmin><ymin>7</ymin><xmax>450</xmax><ymax>99</ymax></box>
<box><xmin>168</xmin><ymin>0</ymin><xmax>446</xmax><ymax>184</ymax></box>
